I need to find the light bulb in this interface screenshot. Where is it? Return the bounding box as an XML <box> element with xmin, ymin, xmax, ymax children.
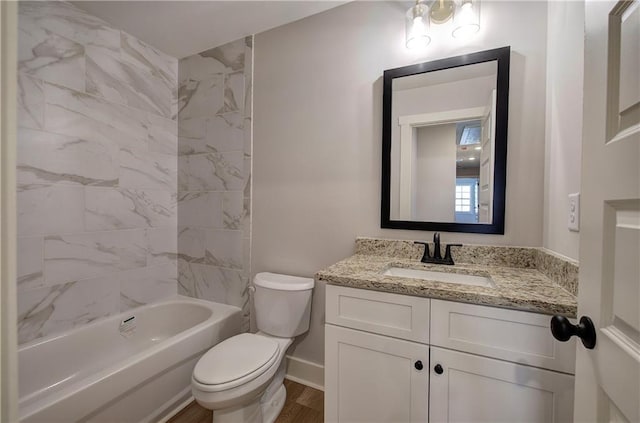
<box><xmin>407</xmin><ymin>16</ymin><xmax>430</xmax><ymax>49</ymax></box>
<box><xmin>453</xmin><ymin>1</ymin><xmax>480</xmax><ymax>39</ymax></box>
<box><xmin>406</xmin><ymin>2</ymin><xmax>430</xmax><ymax>49</ymax></box>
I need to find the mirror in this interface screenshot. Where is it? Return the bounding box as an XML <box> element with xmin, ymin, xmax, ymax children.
<box><xmin>381</xmin><ymin>47</ymin><xmax>510</xmax><ymax>234</ymax></box>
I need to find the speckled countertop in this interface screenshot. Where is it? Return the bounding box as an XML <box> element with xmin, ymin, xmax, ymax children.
<box><xmin>316</xmin><ymin>238</ymin><xmax>578</xmax><ymax>317</ymax></box>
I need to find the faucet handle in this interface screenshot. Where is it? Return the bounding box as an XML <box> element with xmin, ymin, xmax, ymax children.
<box><xmin>414</xmin><ymin>241</ymin><xmax>431</xmax><ymax>261</ymax></box>
<box><xmin>443</xmin><ymin>244</ymin><xmax>463</xmax><ymax>264</ymax></box>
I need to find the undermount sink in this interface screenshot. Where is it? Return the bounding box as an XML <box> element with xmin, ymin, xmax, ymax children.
<box><xmin>382</xmin><ymin>267</ymin><xmax>495</xmax><ymax>288</ymax></box>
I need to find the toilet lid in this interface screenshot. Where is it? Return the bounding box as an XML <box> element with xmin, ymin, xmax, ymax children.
<box><xmin>193</xmin><ymin>333</ymin><xmax>279</xmax><ymax>386</ymax></box>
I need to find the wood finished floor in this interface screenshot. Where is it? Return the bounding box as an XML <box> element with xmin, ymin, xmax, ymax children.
<box><xmin>168</xmin><ymin>379</ymin><xmax>323</xmax><ymax>423</ymax></box>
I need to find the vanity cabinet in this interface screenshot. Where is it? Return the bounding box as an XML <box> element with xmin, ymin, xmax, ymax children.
<box><xmin>325</xmin><ymin>325</ymin><xmax>429</xmax><ymax>423</ymax></box>
<box><xmin>325</xmin><ymin>285</ymin><xmax>576</xmax><ymax>423</ymax></box>
<box><xmin>430</xmin><ymin>299</ymin><xmax>576</xmax><ymax>374</ymax></box>
<box><xmin>429</xmin><ymin>347</ymin><xmax>574</xmax><ymax>423</ymax></box>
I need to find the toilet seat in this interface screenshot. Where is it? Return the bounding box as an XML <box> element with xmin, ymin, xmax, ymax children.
<box><xmin>193</xmin><ymin>333</ymin><xmax>280</xmax><ymax>392</ymax></box>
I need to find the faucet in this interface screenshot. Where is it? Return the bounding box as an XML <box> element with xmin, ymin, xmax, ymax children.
<box><xmin>433</xmin><ymin>233</ymin><xmax>442</xmax><ymax>260</ymax></box>
<box><xmin>414</xmin><ymin>233</ymin><xmax>462</xmax><ymax>265</ymax></box>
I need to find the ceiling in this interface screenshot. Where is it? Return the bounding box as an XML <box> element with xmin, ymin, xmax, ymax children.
<box><xmin>393</xmin><ymin>61</ymin><xmax>497</xmax><ymax>92</ymax></box>
<box><xmin>72</xmin><ymin>1</ymin><xmax>347</xmax><ymax>58</ymax></box>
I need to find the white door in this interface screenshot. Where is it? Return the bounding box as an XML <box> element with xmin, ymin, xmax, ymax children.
<box><xmin>324</xmin><ymin>325</ymin><xmax>429</xmax><ymax>423</ymax></box>
<box><xmin>478</xmin><ymin>89</ymin><xmax>496</xmax><ymax>224</ymax></box>
<box><xmin>574</xmin><ymin>0</ymin><xmax>640</xmax><ymax>421</ymax></box>
<box><xmin>429</xmin><ymin>347</ymin><xmax>575</xmax><ymax>423</ymax></box>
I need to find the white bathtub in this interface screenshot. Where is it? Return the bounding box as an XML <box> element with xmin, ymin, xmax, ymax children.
<box><xmin>18</xmin><ymin>295</ymin><xmax>242</xmax><ymax>423</ymax></box>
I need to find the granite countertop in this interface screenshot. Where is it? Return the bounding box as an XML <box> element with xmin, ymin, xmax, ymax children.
<box><xmin>316</xmin><ymin>253</ymin><xmax>578</xmax><ymax>317</ymax></box>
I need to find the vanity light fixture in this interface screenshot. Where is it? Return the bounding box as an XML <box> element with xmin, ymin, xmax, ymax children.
<box><xmin>405</xmin><ymin>0</ymin><xmax>480</xmax><ymax>49</ymax></box>
<box><xmin>430</xmin><ymin>0</ymin><xmax>456</xmax><ymax>24</ymax></box>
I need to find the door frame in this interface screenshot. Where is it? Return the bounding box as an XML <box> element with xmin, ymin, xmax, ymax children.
<box><xmin>0</xmin><ymin>1</ymin><xmax>18</xmax><ymax>421</ymax></box>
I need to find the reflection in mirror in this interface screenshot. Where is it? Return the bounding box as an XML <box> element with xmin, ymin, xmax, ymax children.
<box><xmin>382</xmin><ymin>47</ymin><xmax>510</xmax><ymax>234</ymax></box>
<box><xmin>390</xmin><ymin>60</ymin><xmax>497</xmax><ymax>224</ymax></box>
<box><xmin>455</xmin><ymin>120</ymin><xmax>483</xmax><ymax>223</ymax></box>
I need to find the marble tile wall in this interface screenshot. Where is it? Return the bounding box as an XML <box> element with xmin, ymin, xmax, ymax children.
<box><xmin>177</xmin><ymin>37</ymin><xmax>253</xmax><ymax>331</ymax></box>
<box><xmin>16</xmin><ymin>1</ymin><xmax>178</xmax><ymax>344</ymax></box>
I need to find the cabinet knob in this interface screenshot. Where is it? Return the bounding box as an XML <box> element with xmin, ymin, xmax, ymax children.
<box><xmin>414</xmin><ymin>360</ymin><xmax>424</xmax><ymax>370</ymax></box>
<box><xmin>550</xmin><ymin>315</ymin><xmax>596</xmax><ymax>349</ymax></box>
<box><xmin>434</xmin><ymin>364</ymin><xmax>443</xmax><ymax>374</ymax></box>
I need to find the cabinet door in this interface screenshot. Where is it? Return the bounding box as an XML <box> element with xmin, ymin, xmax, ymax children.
<box><xmin>429</xmin><ymin>347</ymin><xmax>575</xmax><ymax>423</ymax></box>
<box><xmin>325</xmin><ymin>324</ymin><xmax>429</xmax><ymax>423</ymax></box>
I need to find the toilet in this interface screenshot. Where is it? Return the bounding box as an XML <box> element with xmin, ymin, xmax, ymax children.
<box><xmin>191</xmin><ymin>272</ymin><xmax>314</xmax><ymax>423</ymax></box>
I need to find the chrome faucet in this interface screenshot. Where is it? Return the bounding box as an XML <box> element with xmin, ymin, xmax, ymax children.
<box><xmin>414</xmin><ymin>233</ymin><xmax>462</xmax><ymax>265</ymax></box>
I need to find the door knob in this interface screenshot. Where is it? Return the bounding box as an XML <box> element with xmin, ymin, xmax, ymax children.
<box><xmin>434</xmin><ymin>364</ymin><xmax>444</xmax><ymax>374</ymax></box>
<box><xmin>550</xmin><ymin>315</ymin><xmax>596</xmax><ymax>349</ymax></box>
<box><xmin>414</xmin><ymin>360</ymin><xmax>424</xmax><ymax>370</ymax></box>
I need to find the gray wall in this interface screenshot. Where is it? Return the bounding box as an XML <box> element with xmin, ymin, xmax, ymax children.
<box><xmin>543</xmin><ymin>1</ymin><xmax>584</xmax><ymax>261</ymax></box>
<box><xmin>16</xmin><ymin>1</ymin><xmax>178</xmax><ymax>344</ymax></box>
<box><xmin>177</xmin><ymin>37</ymin><xmax>253</xmax><ymax>331</ymax></box>
<box><xmin>253</xmin><ymin>1</ymin><xmax>548</xmax><ymax>366</ymax></box>
<box><xmin>415</xmin><ymin>124</ymin><xmax>457</xmax><ymax>222</ymax></box>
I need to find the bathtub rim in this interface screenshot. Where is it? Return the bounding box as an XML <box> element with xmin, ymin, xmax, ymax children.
<box><xmin>18</xmin><ymin>295</ymin><xmax>235</xmax><ymax>351</ymax></box>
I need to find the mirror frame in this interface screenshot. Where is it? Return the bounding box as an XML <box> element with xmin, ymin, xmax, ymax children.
<box><xmin>381</xmin><ymin>46</ymin><xmax>510</xmax><ymax>234</ymax></box>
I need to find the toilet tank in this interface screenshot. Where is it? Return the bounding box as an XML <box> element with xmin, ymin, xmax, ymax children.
<box><xmin>254</xmin><ymin>272</ymin><xmax>314</xmax><ymax>337</ymax></box>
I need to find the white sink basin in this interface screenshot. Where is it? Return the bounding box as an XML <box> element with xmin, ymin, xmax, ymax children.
<box><xmin>382</xmin><ymin>267</ymin><xmax>494</xmax><ymax>288</ymax></box>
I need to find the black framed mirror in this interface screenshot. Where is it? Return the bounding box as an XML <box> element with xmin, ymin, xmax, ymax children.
<box><xmin>381</xmin><ymin>46</ymin><xmax>510</xmax><ymax>234</ymax></box>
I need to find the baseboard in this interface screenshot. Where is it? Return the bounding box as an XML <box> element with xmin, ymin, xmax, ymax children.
<box><xmin>284</xmin><ymin>355</ymin><xmax>324</xmax><ymax>391</ymax></box>
<box><xmin>155</xmin><ymin>391</ymin><xmax>194</xmax><ymax>423</ymax></box>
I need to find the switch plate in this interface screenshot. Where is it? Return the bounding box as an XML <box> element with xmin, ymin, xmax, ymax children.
<box><xmin>568</xmin><ymin>193</ymin><xmax>580</xmax><ymax>232</ymax></box>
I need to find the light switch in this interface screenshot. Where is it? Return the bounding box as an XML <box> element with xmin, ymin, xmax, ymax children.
<box><xmin>568</xmin><ymin>193</ymin><xmax>580</xmax><ymax>232</ymax></box>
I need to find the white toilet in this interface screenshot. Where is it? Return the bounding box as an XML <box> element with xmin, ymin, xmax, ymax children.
<box><xmin>191</xmin><ymin>272</ymin><xmax>314</xmax><ymax>423</ymax></box>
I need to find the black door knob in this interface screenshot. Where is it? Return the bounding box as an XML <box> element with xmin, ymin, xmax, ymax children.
<box><xmin>434</xmin><ymin>364</ymin><xmax>443</xmax><ymax>374</ymax></box>
<box><xmin>414</xmin><ymin>360</ymin><xmax>423</xmax><ymax>370</ymax></box>
<box><xmin>550</xmin><ymin>315</ymin><xmax>596</xmax><ymax>349</ymax></box>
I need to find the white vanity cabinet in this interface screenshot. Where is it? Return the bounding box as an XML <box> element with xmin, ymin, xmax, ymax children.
<box><xmin>325</xmin><ymin>325</ymin><xmax>429</xmax><ymax>423</ymax></box>
<box><xmin>325</xmin><ymin>285</ymin><xmax>576</xmax><ymax>423</ymax></box>
<box><xmin>324</xmin><ymin>287</ymin><xmax>431</xmax><ymax>423</ymax></box>
<box><xmin>429</xmin><ymin>347</ymin><xmax>574</xmax><ymax>423</ymax></box>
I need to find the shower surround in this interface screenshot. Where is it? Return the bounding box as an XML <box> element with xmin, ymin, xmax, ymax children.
<box><xmin>16</xmin><ymin>1</ymin><xmax>254</xmax><ymax>344</ymax></box>
<box><xmin>16</xmin><ymin>1</ymin><xmax>179</xmax><ymax>344</ymax></box>
<box><xmin>177</xmin><ymin>37</ymin><xmax>254</xmax><ymax>331</ymax></box>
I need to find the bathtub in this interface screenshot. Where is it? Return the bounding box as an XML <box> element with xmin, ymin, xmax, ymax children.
<box><xmin>18</xmin><ymin>295</ymin><xmax>242</xmax><ymax>423</ymax></box>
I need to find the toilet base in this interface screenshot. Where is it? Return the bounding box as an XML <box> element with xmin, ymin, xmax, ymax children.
<box><xmin>212</xmin><ymin>400</ymin><xmax>262</xmax><ymax>423</ymax></box>
<box><xmin>210</xmin><ymin>384</ymin><xmax>286</xmax><ymax>423</ymax></box>
<box><xmin>261</xmin><ymin>384</ymin><xmax>286</xmax><ymax>423</ymax></box>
